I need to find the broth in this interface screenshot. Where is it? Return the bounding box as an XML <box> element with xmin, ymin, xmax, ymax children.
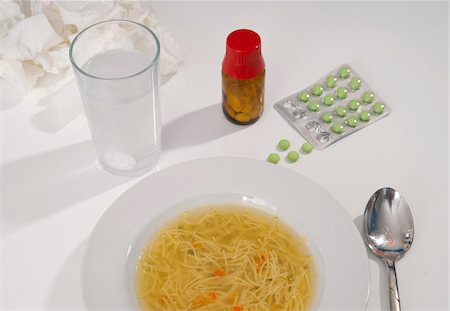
<box><xmin>136</xmin><ymin>205</ymin><xmax>316</xmax><ymax>310</ymax></box>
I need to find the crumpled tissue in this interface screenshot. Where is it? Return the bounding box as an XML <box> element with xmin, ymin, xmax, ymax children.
<box><xmin>0</xmin><ymin>0</ymin><xmax>183</xmax><ymax>110</ymax></box>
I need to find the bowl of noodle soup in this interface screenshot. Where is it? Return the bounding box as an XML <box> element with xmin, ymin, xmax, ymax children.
<box><xmin>83</xmin><ymin>157</ymin><xmax>369</xmax><ymax>310</ymax></box>
<box><xmin>127</xmin><ymin>193</ymin><xmax>323</xmax><ymax>311</ymax></box>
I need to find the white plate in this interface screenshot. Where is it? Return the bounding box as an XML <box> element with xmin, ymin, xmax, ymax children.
<box><xmin>83</xmin><ymin>157</ymin><xmax>369</xmax><ymax>310</ymax></box>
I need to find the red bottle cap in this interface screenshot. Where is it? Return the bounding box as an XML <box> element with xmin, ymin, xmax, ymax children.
<box><xmin>222</xmin><ymin>29</ymin><xmax>265</xmax><ymax>80</ymax></box>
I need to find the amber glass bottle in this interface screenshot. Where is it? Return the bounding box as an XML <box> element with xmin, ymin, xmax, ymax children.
<box><xmin>222</xmin><ymin>29</ymin><xmax>265</xmax><ymax>125</ymax></box>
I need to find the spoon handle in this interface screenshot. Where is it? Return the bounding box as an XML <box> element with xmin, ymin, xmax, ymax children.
<box><xmin>386</xmin><ymin>260</ymin><xmax>401</xmax><ymax>311</ymax></box>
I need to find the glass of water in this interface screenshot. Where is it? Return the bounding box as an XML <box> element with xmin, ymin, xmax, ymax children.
<box><xmin>70</xmin><ymin>20</ymin><xmax>160</xmax><ymax>176</ymax></box>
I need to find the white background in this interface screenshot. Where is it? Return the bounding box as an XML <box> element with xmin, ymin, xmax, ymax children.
<box><xmin>1</xmin><ymin>1</ymin><xmax>448</xmax><ymax>310</ymax></box>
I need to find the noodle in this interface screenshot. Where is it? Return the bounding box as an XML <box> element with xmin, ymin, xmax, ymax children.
<box><xmin>136</xmin><ymin>205</ymin><xmax>316</xmax><ymax>311</ymax></box>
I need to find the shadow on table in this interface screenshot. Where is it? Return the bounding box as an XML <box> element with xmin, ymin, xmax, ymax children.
<box><xmin>46</xmin><ymin>238</ymin><xmax>87</xmax><ymax>309</ymax></box>
<box><xmin>354</xmin><ymin>215</ymin><xmax>389</xmax><ymax>310</ymax></box>
<box><xmin>162</xmin><ymin>103</ymin><xmax>244</xmax><ymax>150</ymax></box>
<box><xmin>0</xmin><ymin>78</ymin><xmax>26</xmax><ymax>110</ymax></box>
<box><xmin>0</xmin><ymin>141</ymin><xmax>130</xmax><ymax>235</ymax></box>
<box><xmin>31</xmin><ymin>81</ymin><xmax>83</xmax><ymax>134</ymax></box>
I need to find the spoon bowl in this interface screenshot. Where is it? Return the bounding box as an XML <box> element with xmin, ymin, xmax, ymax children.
<box><xmin>363</xmin><ymin>187</ymin><xmax>414</xmax><ymax>311</ymax></box>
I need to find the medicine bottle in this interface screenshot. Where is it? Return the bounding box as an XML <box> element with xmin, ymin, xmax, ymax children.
<box><xmin>222</xmin><ymin>29</ymin><xmax>265</xmax><ymax>125</ymax></box>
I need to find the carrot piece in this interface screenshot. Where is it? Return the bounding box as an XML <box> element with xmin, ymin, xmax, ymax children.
<box><xmin>192</xmin><ymin>242</ymin><xmax>201</xmax><ymax>249</ymax></box>
<box><xmin>159</xmin><ymin>293</ymin><xmax>168</xmax><ymax>303</ymax></box>
<box><xmin>193</xmin><ymin>292</ymin><xmax>217</xmax><ymax>306</ymax></box>
<box><xmin>208</xmin><ymin>292</ymin><xmax>217</xmax><ymax>302</ymax></box>
<box><xmin>193</xmin><ymin>295</ymin><xmax>207</xmax><ymax>305</ymax></box>
<box><xmin>213</xmin><ymin>268</ymin><xmax>225</xmax><ymax>277</ymax></box>
<box><xmin>232</xmin><ymin>305</ymin><xmax>243</xmax><ymax>311</ymax></box>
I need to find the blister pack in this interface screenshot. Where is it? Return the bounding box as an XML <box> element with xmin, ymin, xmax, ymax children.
<box><xmin>274</xmin><ymin>64</ymin><xmax>390</xmax><ymax>149</ymax></box>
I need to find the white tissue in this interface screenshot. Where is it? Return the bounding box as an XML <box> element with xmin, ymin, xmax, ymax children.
<box><xmin>0</xmin><ymin>0</ymin><xmax>183</xmax><ymax>101</ymax></box>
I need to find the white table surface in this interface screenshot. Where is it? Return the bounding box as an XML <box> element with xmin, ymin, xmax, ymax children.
<box><xmin>1</xmin><ymin>2</ymin><xmax>448</xmax><ymax>310</ymax></box>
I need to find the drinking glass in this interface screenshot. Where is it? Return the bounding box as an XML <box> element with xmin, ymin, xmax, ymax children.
<box><xmin>70</xmin><ymin>20</ymin><xmax>160</xmax><ymax>176</ymax></box>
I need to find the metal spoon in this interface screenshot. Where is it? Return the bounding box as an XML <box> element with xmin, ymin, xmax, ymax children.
<box><xmin>363</xmin><ymin>187</ymin><xmax>414</xmax><ymax>311</ymax></box>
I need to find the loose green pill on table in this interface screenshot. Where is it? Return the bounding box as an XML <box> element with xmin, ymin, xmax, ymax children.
<box><xmin>349</xmin><ymin>78</ymin><xmax>361</xmax><ymax>90</ymax></box>
<box><xmin>348</xmin><ymin>99</ymin><xmax>361</xmax><ymax>111</ymax></box>
<box><xmin>287</xmin><ymin>151</ymin><xmax>299</xmax><ymax>162</ymax></box>
<box><xmin>268</xmin><ymin>153</ymin><xmax>280</xmax><ymax>164</ymax></box>
<box><xmin>301</xmin><ymin>143</ymin><xmax>314</xmax><ymax>154</ymax></box>
<box><xmin>298</xmin><ymin>91</ymin><xmax>310</xmax><ymax>102</ymax></box>
<box><xmin>278</xmin><ymin>139</ymin><xmax>290</xmax><ymax>151</ymax></box>
<box><xmin>331</xmin><ymin>122</ymin><xmax>345</xmax><ymax>134</ymax></box>
<box><xmin>336</xmin><ymin>107</ymin><xmax>347</xmax><ymax>117</ymax></box>
<box><xmin>325</xmin><ymin>75</ymin><xmax>337</xmax><ymax>88</ymax></box>
<box><xmin>336</xmin><ymin>87</ymin><xmax>348</xmax><ymax>99</ymax></box>
<box><xmin>362</xmin><ymin>91</ymin><xmax>374</xmax><ymax>104</ymax></box>
<box><xmin>360</xmin><ymin>111</ymin><xmax>371</xmax><ymax>122</ymax></box>
<box><xmin>321</xmin><ymin>112</ymin><xmax>333</xmax><ymax>123</ymax></box>
<box><xmin>346</xmin><ymin>116</ymin><xmax>359</xmax><ymax>127</ymax></box>
<box><xmin>339</xmin><ymin>66</ymin><xmax>351</xmax><ymax>79</ymax></box>
<box><xmin>308</xmin><ymin>101</ymin><xmax>320</xmax><ymax>112</ymax></box>
<box><xmin>322</xmin><ymin>95</ymin><xmax>334</xmax><ymax>106</ymax></box>
<box><xmin>373</xmin><ymin>102</ymin><xmax>385</xmax><ymax>114</ymax></box>
<box><xmin>311</xmin><ymin>85</ymin><xmax>324</xmax><ymax>96</ymax></box>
